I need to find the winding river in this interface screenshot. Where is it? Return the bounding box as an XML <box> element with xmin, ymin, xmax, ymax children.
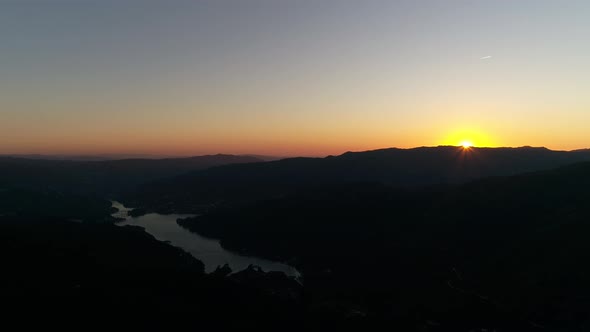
<box><xmin>112</xmin><ymin>202</ymin><xmax>299</xmax><ymax>277</ymax></box>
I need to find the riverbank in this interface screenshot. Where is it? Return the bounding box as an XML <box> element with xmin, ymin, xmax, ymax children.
<box><xmin>112</xmin><ymin>201</ymin><xmax>301</xmax><ymax>277</ymax></box>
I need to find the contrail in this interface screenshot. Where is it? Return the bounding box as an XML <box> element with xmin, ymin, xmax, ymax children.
<box><xmin>480</xmin><ymin>55</ymin><xmax>492</xmax><ymax>60</ymax></box>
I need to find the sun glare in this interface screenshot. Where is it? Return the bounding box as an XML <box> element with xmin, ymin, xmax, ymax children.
<box><xmin>442</xmin><ymin>129</ymin><xmax>492</xmax><ymax>149</ymax></box>
<box><xmin>460</xmin><ymin>141</ymin><xmax>474</xmax><ymax>148</ymax></box>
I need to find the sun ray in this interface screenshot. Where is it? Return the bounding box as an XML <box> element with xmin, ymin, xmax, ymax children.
<box><xmin>460</xmin><ymin>141</ymin><xmax>474</xmax><ymax>148</ymax></box>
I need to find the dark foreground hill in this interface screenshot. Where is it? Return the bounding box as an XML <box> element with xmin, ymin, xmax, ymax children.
<box><xmin>0</xmin><ymin>216</ymin><xmax>302</xmax><ymax>330</ymax></box>
<box><xmin>0</xmin><ymin>154</ymin><xmax>262</xmax><ymax>196</ymax></box>
<box><xmin>132</xmin><ymin>146</ymin><xmax>590</xmax><ymax>213</ymax></box>
<box><xmin>0</xmin><ymin>186</ymin><xmax>115</xmax><ymax>222</ymax></box>
<box><xmin>178</xmin><ymin>161</ymin><xmax>590</xmax><ymax>331</ymax></box>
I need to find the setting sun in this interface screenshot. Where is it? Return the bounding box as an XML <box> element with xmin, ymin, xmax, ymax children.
<box><xmin>441</xmin><ymin>128</ymin><xmax>495</xmax><ymax>149</ymax></box>
<box><xmin>461</xmin><ymin>141</ymin><xmax>474</xmax><ymax>148</ymax></box>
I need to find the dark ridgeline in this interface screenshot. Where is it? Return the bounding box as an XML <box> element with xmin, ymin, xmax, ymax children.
<box><xmin>0</xmin><ymin>154</ymin><xmax>263</xmax><ymax>196</ymax></box>
<box><xmin>1</xmin><ymin>146</ymin><xmax>589</xmax><ymax>330</ymax></box>
<box><xmin>131</xmin><ymin>146</ymin><xmax>590</xmax><ymax>213</ymax></box>
<box><xmin>0</xmin><ymin>154</ymin><xmax>263</xmax><ymax>221</ymax></box>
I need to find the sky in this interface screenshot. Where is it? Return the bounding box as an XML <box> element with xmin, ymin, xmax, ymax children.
<box><xmin>1</xmin><ymin>0</ymin><xmax>589</xmax><ymax>156</ymax></box>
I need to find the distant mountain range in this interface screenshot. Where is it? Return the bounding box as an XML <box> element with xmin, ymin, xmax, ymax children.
<box><xmin>1</xmin><ymin>153</ymin><xmax>285</xmax><ymax>161</ymax></box>
<box><xmin>176</xmin><ymin>146</ymin><xmax>590</xmax><ymax>187</ymax></box>
<box><xmin>0</xmin><ymin>154</ymin><xmax>263</xmax><ymax>196</ymax></box>
<box><xmin>130</xmin><ymin>146</ymin><xmax>590</xmax><ymax>212</ymax></box>
<box><xmin>0</xmin><ymin>153</ymin><xmax>175</xmax><ymax>161</ymax></box>
<box><xmin>3</xmin><ymin>145</ymin><xmax>590</xmax><ymax>207</ymax></box>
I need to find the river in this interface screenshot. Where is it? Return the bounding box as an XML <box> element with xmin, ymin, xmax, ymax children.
<box><xmin>112</xmin><ymin>201</ymin><xmax>300</xmax><ymax>277</ymax></box>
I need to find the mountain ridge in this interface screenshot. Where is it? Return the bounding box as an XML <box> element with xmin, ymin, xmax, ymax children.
<box><xmin>129</xmin><ymin>145</ymin><xmax>590</xmax><ymax>213</ymax></box>
<box><xmin>0</xmin><ymin>154</ymin><xmax>264</xmax><ymax>196</ymax></box>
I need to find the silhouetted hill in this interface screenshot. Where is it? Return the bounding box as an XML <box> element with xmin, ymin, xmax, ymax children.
<box><xmin>240</xmin><ymin>154</ymin><xmax>285</xmax><ymax>161</ymax></box>
<box><xmin>0</xmin><ymin>186</ymin><xmax>115</xmax><ymax>222</ymax></box>
<box><xmin>177</xmin><ymin>161</ymin><xmax>590</xmax><ymax>331</ymax></box>
<box><xmin>0</xmin><ymin>154</ymin><xmax>262</xmax><ymax>196</ymax></box>
<box><xmin>133</xmin><ymin>146</ymin><xmax>590</xmax><ymax>212</ymax></box>
<box><xmin>0</xmin><ymin>216</ymin><xmax>302</xmax><ymax>329</ymax></box>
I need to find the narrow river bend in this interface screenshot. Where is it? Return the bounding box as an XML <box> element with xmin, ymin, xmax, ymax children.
<box><xmin>112</xmin><ymin>201</ymin><xmax>300</xmax><ymax>277</ymax></box>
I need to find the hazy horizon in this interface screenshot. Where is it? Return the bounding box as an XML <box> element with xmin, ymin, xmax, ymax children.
<box><xmin>2</xmin><ymin>1</ymin><xmax>589</xmax><ymax>156</ymax></box>
<box><xmin>3</xmin><ymin>144</ymin><xmax>588</xmax><ymax>160</ymax></box>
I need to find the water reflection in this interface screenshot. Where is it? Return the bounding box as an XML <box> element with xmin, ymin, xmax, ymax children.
<box><xmin>112</xmin><ymin>202</ymin><xmax>299</xmax><ymax>277</ymax></box>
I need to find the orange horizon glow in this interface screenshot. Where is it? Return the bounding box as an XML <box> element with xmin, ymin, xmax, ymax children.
<box><xmin>3</xmin><ymin>124</ymin><xmax>586</xmax><ymax>157</ymax></box>
<box><xmin>2</xmin><ymin>2</ymin><xmax>590</xmax><ymax>158</ymax></box>
<box><xmin>1</xmin><ymin>137</ymin><xmax>585</xmax><ymax>158</ymax></box>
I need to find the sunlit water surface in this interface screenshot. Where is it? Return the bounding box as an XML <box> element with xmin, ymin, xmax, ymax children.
<box><xmin>112</xmin><ymin>201</ymin><xmax>299</xmax><ymax>277</ymax></box>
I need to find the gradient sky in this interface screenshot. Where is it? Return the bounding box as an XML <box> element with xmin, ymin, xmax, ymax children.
<box><xmin>1</xmin><ymin>0</ymin><xmax>589</xmax><ymax>156</ymax></box>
